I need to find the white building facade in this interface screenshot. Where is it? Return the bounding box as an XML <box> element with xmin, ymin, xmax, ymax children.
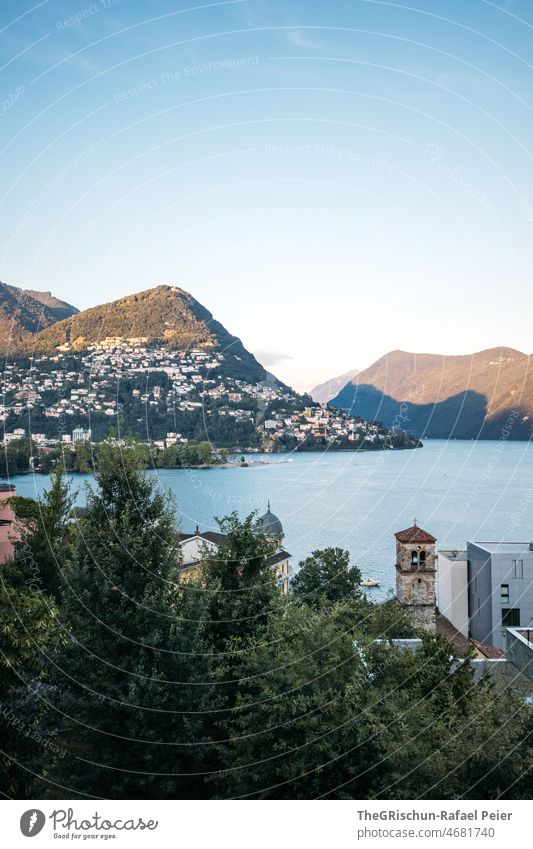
<box><xmin>467</xmin><ymin>541</ymin><xmax>533</xmax><ymax>651</ymax></box>
<box><xmin>437</xmin><ymin>550</ymin><xmax>469</xmax><ymax>638</ymax></box>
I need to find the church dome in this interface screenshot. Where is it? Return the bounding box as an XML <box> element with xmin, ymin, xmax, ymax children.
<box><xmin>257</xmin><ymin>502</ymin><xmax>284</xmax><ymax>537</ymax></box>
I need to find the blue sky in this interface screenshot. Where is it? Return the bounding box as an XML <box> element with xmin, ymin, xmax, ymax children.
<box><xmin>1</xmin><ymin>0</ymin><xmax>533</xmax><ymax>390</ymax></box>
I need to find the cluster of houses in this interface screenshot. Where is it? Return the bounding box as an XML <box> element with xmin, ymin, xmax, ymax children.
<box><xmin>259</xmin><ymin>405</ymin><xmax>387</xmax><ymax>447</ymax></box>
<box><xmin>0</xmin><ymin>338</ymin><xmax>298</xmax><ymax>437</ymax></box>
<box><xmin>2</xmin><ymin>426</ymin><xmax>92</xmax><ymax>448</ymax></box>
<box><xmin>0</xmin><ymin>337</ymin><xmax>392</xmax><ymax>452</ymax></box>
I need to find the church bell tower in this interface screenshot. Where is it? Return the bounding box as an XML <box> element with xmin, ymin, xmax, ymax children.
<box><xmin>395</xmin><ymin>522</ymin><xmax>437</xmax><ymax>633</ymax></box>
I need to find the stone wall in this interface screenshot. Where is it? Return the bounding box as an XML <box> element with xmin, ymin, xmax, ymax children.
<box><xmin>409</xmin><ymin>604</ymin><xmax>436</xmax><ymax>634</ymax></box>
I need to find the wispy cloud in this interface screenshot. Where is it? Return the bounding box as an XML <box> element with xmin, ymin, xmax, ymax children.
<box><xmin>253</xmin><ymin>349</ymin><xmax>293</xmax><ymax>367</ymax></box>
<box><xmin>285</xmin><ymin>29</ymin><xmax>321</xmax><ymax>49</ymax></box>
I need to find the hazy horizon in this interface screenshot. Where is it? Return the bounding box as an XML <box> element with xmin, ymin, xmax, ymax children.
<box><xmin>2</xmin><ymin>0</ymin><xmax>533</xmax><ymax>390</ymax></box>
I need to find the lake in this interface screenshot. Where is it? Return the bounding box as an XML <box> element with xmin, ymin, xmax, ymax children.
<box><xmin>7</xmin><ymin>439</ymin><xmax>533</xmax><ymax>599</ymax></box>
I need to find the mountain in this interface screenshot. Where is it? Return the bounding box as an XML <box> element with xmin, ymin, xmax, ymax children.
<box><xmin>329</xmin><ymin>347</ymin><xmax>533</xmax><ymax>440</ymax></box>
<box><xmin>0</xmin><ymin>282</ymin><xmax>78</xmax><ymax>348</ymax></box>
<box><xmin>20</xmin><ymin>284</ymin><xmax>272</xmax><ymax>385</ymax></box>
<box><xmin>20</xmin><ymin>289</ymin><xmax>78</xmax><ymax>322</ymax></box>
<box><xmin>0</xmin><ymin>284</ymin><xmax>422</xmax><ymax>453</ymax></box>
<box><xmin>310</xmin><ymin>369</ymin><xmax>359</xmax><ymax>404</ymax></box>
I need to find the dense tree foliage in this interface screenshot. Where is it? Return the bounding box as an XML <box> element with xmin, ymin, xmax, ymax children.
<box><xmin>0</xmin><ymin>446</ymin><xmax>531</xmax><ymax>800</ymax></box>
<box><xmin>38</xmin><ymin>443</ymin><xmax>207</xmax><ymax>799</ymax></box>
<box><xmin>291</xmin><ymin>547</ymin><xmax>363</xmax><ymax>609</ymax></box>
<box><xmin>0</xmin><ymin>556</ymin><xmax>64</xmax><ymax>796</ymax></box>
<box><xmin>0</xmin><ymin>438</ymin><xmax>34</xmax><ymax>475</ymax></box>
<box><xmin>0</xmin><ymin>437</ymin><xmax>230</xmax><ymax>475</ymax></box>
<box><xmin>11</xmin><ymin>467</ymin><xmax>74</xmax><ymax>601</ymax></box>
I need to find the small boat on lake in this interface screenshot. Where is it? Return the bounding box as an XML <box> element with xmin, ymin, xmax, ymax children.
<box><xmin>360</xmin><ymin>578</ymin><xmax>380</xmax><ymax>588</ymax></box>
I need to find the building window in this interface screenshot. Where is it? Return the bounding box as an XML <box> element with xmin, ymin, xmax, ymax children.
<box><xmin>419</xmin><ymin>551</ymin><xmax>426</xmax><ymax>565</ymax></box>
<box><xmin>502</xmin><ymin>608</ymin><xmax>520</xmax><ymax>627</ymax></box>
<box><xmin>512</xmin><ymin>559</ymin><xmax>524</xmax><ymax>579</ymax></box>
<box><xmin>501</xmin><ymin>584</ymin><xmax>509</xmax><ymax>603</ymax></box>
<box><xmin>411</xmin><ymin>550</ymin><xmax>418</xmax><ymax>566</ymax></box>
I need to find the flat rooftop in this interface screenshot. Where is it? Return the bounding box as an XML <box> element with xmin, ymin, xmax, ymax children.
<box><xmin>440</xmin><ymin>550</ymin><xmax>467</xmax><ymax>561</ymax></box>
<box><xmin>468</xmin><ymin>541</ymin><xmax>533</xmax><ymax>554</ymax></box>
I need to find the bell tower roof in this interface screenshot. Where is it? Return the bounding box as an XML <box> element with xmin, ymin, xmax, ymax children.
<box><xmin>395</xmin><ymin>525</ymin><xmax>436</xmax><ymax>544</ymax></box>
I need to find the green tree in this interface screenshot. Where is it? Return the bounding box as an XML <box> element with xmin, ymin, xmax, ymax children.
<box><xmin>357</xmin><ymin>637</ymin><xmax>532</xmax><ymax>800</ymax></box>
<box><xmin>44</xmin><ymin>442</ymin><xmax>206</xmax><ymax>799</ymax></box>
<box><xmin>0</xmin><ymin>438</ymin><xmax>34</xmax><ymax>475</ymax></box>
<box><xmin>202</xmin><ymin>512</ymin><xmax>281</xmax><ymax>643</ymax></box>
<box><xmin>361</xmin><ymin>597</ymin><xmax>416</xmax><ymax>639</ymax></box>
<box><xmin>291</xmin><ymin>548</ymin><xmax>363</xmax><ymax>609</ymax></box>
<box><xmin>215</xmin><ymin>617</ymin><xmax>532</xmax><ymax>800</ymax></box>
<box><xmin>199</xmin><ymin>513</ymin><xmax>284</xmax><ymax>785</ymax></box>
<box><xmin>36</xmin><ymin>446</ymin><xmax>62</xmax><ymax>473</ymax></box>
<box><xmin>11</xmin><ymin>467</ymin><xmax>74</xmax><ymax>602</ymax></box>
<box><xmin>0</xmin><ymin>557</ymin><xmax>64</xmax><ymax>797</ymax></box>
<box><xmin>157</xmin><ymin>444</ymin><xmax>179</xmax><ymax>468</ymax></box>
<box><xmin>212</xmin><ymin>601</ymin><xmax>371</xmax><ymax>799</ymax></box>
<box><xmin>197</xmin><ymin>441</ymin><xmax>214</xmax><ymax>465</ymax></box>
<box><xmin>73</xmin><ymin>440</ymin><xmax>92</xmax><ymax>473</ymax></box>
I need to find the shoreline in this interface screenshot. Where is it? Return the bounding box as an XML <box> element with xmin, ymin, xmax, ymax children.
<box><xmin>0</xmin><ymin>443</ymin><xmax>421</xmax><ymax>477</ymax></box>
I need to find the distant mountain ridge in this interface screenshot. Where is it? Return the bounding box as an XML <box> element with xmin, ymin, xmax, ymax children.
<box><xmin>0</xmin><ymin>282</ymin><xmax>78</xmax><ymax>348</ymax></box>
<box><xmin>329</xmin><ymin>347</ymin><xmax>533</xmax><ymax>440</ymax></box>
<box><xmin>20</xmin><ymin>288</ymin><xmax>78</xmax><ymax>322</ymax></box>
<box><xmin>310</xmin><ymin>369</ymin><xmax>359</xmax><ymax>404</ymax></box>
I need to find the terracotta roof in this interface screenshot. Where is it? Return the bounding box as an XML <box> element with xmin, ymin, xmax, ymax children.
<box><xmin>436</xmin><ymin>614</ymin><xmax>471</xmax><ymax>657</ymax></box>
<box><xmin>395</xmin><ymin>524</ymin><xmax>436</xmax><ymax>544</ymax></box>
<box><xmin>436</xmin><ymin>617</ymin><xmax>508</xmax><ymax>660</ymax></box>
<box><xmin>470</xmin><ymin>639</ymin><xmax>505</xmax><ymax>659</ymax></box>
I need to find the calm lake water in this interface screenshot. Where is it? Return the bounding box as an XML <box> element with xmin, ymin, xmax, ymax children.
<box><xmin>7</xmin><ymin>440</ymin><xmax>533</xmax><ymax>599</ymax></box>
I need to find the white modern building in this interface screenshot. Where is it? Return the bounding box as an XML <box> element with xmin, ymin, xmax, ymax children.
<box><xmin>467</xmin><ymin>541</ymin><xmax>533</xmax><ymax>651</ymax></box>
<box><xmin>437</xmin><ymin>541</ymin><xmax>533</xmax><ymax>651</ymax></box>
<box><xmin>437</xmin><ymin>550</ymin><xmax>469</xmax><ymax>637</ymax></box>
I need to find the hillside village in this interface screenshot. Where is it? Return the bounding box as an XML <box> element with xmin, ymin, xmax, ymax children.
<box><xmin>0</xmin><ymin>337</ymin><xmax>418</xmax><ymax>466</ymax></box>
